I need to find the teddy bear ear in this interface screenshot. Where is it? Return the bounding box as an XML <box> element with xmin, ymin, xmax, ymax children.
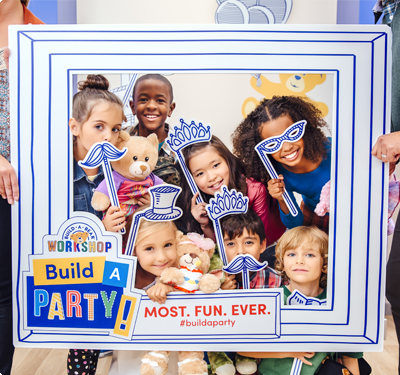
<box><xmin>176</xmin><ymin>230</ymin><xmax>184</xmax><ymax>243</ymax></box>
<box><xmin>118</xmin><ymin>130</ymin><xmax>130</xmax><ymax>143</ymax></box>
<box><xmin>147</xmin><ymin>133</ymin><xmax>159</xmax><ymax>150</ymax></box>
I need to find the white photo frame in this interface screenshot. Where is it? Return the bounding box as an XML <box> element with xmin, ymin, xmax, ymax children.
<box><xmin>9</xmin><ymin>24</ymin><xmax>390</xmax><ymax>351</ymax></box>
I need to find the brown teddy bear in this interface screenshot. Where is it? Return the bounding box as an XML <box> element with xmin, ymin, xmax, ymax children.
<box><xmin>70</xmin><ymin>231</ymin><xmax>89</xmax><ymax>244</ymax></box>
<box><xmin>242</xmin><ymin>73</ymin><xmax>329</xmax><ymax>118</ymax></box>
<box><xmin>140</xmin><ymin>233</ymin><xmax>221</xmax><ymax>375</ymax></box>
<box><xmin>91</xmin><ymin>131</ymin><xmax>164</xmax><ymax>219</ymax></box>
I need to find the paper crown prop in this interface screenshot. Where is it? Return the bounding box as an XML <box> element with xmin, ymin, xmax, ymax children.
<box><xmin>206</xmin><ymin>186</ymin><xmax>267</xmax><ymax>289</ymax></box>
<box><xmin>255</xmin><ymin>120</ymin><xmax>307</xmax><ymax>217</ymax></box>
<box><xmin>78</xmin><ymin>141</ymin><xmax>128</xmax><ymax>234</ymax></box>
<box><xmin>166</xmin><ymin>118</ymin><xmax>211</xmax><ymax>204</ymax></box>
<box><xmin>125</xmin><ymin>185</ymin><xmax>183</xmax><ymax>256</ymax></box>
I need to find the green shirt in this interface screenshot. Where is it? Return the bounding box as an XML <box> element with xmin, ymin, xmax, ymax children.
<box><xmin>258</xmin><ymin>286</ymin><xmax>362</xmax><ymax>375</ymax></box>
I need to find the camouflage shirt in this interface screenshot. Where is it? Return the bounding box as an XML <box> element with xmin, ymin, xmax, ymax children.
<box><xmin>129</xmin><ymin>123</ymin><xmax>181</xmax><ymax>186</ymax></box>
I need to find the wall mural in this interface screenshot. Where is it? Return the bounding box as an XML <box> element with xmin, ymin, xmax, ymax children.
<box><xmin>215</xmin><ymin>0</ymin><xmax>292</xmax><ymax>24</ymax></box>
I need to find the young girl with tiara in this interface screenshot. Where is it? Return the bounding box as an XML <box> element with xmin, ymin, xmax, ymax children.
<box><xmin>108</xmin><ymin>208</ymin><xmax>183</xmax><ymax>375</ymax></box>
<box><xmin>67</xmin><ymin>74</ymin><xmax>130</xmax><ymax>375</ymax></box>
<box><xmin>232</xmin><ymin>96</ymin><xmax>331</xmax><ymax>234</ymax></box>
<box><xmin>176</xmin><ymin>135</ymin><xmax>286</xmax><ymax>250</ymax></box>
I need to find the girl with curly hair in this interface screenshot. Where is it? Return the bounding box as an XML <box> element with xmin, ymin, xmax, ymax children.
<box><xmin>232</xmin><ymin>96</ymin><xmax>331</xmax><ymax>233</ymax></box>
<box><xmin>176</xmin><ymin>135</ymin><xmax>285</xmax><ymax>248</ymax></box>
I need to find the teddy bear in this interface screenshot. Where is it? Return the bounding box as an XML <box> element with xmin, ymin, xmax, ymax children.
<box><xmin>242</xmin><ymin>73</ymin><xmax>329</xmax><ymax>118</ymax></box>
<box><xmin>70</xmin><ymin>231</ymin><xmax>89</xmax><ymax>244</ymax></box>
<box><xmin>140</xmin><ymin>233</ymin><xmax>221</xmax><ymax>375</ymax></box>
<box><xmin>314</xmin><ymin>180</ymin><xmax>331</xmax><ymax>217</ymax></box>
<box><xmin>91</xmin><ymin>131</ymin><xmax>163</xmax><ymax>220</ymax></box>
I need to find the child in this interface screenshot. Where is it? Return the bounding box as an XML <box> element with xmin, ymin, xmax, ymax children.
<box><xmin>67</xmin><ymin>74</ymin><xmax>128</xmax><ymax>374</ymax></box>
<box><xmin>208</xmin><ymin>210</ymin><xmax>282</xmax><ymax>375</ymax></box>
<box><xmin>238</xmin><ymin>226</ymin><xmax>362</xmax><ymax>375</ymax></box>
<box><xmin>232</xmin><ymin>96</ymin><xmax>331</xmax><ymax>234</ymax></box>
<box><xmin>108</xmin><ymin>211</ymin><xmax>181</xmax><ymax>375</ymax></box>
<box><xmin>220</xmin><ymin>209</ymin><xmax>282</xmax><ymax>290</ymax></box>
<box><xmin>177</xmin><ymin>135</ymin><xmax>286</xmax><ymax>251</ymax></box>
<box><xmin>129</xmin><ymin>73</ymin><xmax>180</xmax><ymax>187</ymax></box>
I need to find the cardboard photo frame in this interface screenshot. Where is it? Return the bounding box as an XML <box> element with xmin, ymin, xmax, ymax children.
<box><xmin>9</xmin><ymin>24</ymin><xmax>390</xmax><ymax>351</ymax></box>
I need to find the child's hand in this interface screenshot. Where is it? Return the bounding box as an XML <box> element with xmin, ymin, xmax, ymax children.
<box><xmin>221</xmin><ymin>273</ymin><xmax>237</xmax><ymax>290</ymax></box>
<box><xmin>293</xmin><ymin>352</ymin><xmax>315</xmax><ymax>366</ymax></box>
<box><xmin>103</xmin><ymin>206</ymin><xmax>126</xmax><ymax>232</ymax></box>
<box><xmin>191</xmin><ymin>192</ymin><xmax>210</xmax><ymax>227</ymax></box>
<box><xmin>146</xmin><ymin>283</ymin><xmax>175</xmax><ymax>304</ymax></box>
<box><xmin>267</xmin><ymin>175</ymin><xmax>286</xmax><ymax>202</ymax></box>
<box><xmin>137</xmin><ymin>193</ymin><xmax>151</xmax><ymax>206</ymax></box>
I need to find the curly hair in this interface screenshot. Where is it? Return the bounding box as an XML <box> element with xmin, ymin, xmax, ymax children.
<box><xmin>175</xmin><ymin>135</ymin><xmax>247</xmax><ymax>234</ymax></box>
<box><xmin>274</xmin><ymin>226</ymin><xmax>328</xmax><ymax>289</ymax></box>
<box><xmin>232</xmin><ymin>96</ymin><xmax>330</xmax><ymax>185</ymax></box>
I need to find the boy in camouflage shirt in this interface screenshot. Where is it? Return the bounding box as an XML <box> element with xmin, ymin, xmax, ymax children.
<box><xmin>129</xmin><ymin>74</ymin><xmax>180</xmax><ymax>186</ymax></box>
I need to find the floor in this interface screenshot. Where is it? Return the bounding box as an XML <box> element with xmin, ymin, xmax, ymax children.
<box><xmin>10</xmin><ymin>315</ymin><xmax>399</xmax><ymax>375</ymax></box>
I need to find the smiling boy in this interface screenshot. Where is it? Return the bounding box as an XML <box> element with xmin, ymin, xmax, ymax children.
<box><xmin>129</xmin><ymin>74</ymin><xmax>180</xmax><ymax>186</ymax></box>
<box><xmin>239</xmin><ymin>226</ymin><xmax>363</xmax><ymax>375</ymax></box>
<box><xmin>220</xmin><ymin>210</ymin><xmax>281</xmax><ymax>292</ymax></box>
<box><xmin>212</xmin><ymin>210</ymin><xmax>281</xmax><ymax>375</ymax></box>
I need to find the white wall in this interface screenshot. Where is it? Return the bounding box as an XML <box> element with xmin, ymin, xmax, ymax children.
<box><xmin>77</xmin><ymin>0</ymin><xmax>338</xmax><ymax>25</ymax></box>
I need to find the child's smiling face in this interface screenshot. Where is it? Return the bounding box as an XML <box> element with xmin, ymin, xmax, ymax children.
<box><xmin>134</xmin><ymin>226</ymin><xmax>177</xmax><ymax>277</ymax></box>
<box><xmin>261</xmin><ymin>114</ymin><xmax>306</xmax><ymax>171</ymax></box>
<box><xmin>188</xmin><ymin>147</ymin><xmax>230</xmax><ymax>196</ymax></box>
<box><xmin>283</xmin><ymin>240</ymin><xmax>324</xmax><ymax>288</ymax></box>
<box><xmin>223</xmin><ymin>228</ymin><xmax>266</xmax><ymax>263</ymax></box>
<box><xmin>69</xmin><ymin>102</ymin><xmax>123</xmax><ymax>158</ymax></box>
<box><xmin>130</xmin><ymin>78</ymin><xmax>175</xmax><ymax>135</ymax></box>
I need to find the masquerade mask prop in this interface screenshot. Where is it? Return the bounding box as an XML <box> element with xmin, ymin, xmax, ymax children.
<box><xmin>255</xmin><ymin>120</ymin><xmax>307</xmax><ymax>217</ymax></box>
<box><xmin>79</xmin><ymin>142</ymin><xmax>128</xmax><ymax>234</ymax></box>
<box><xmin>125</xmin><ymin>184</ymin><xmax>183</xmax><ymax>256</ymax></box>
<box><xmin>166</xmin><ymin>118</ymin><xmax>212</xmax><ymax>204</ymax></box>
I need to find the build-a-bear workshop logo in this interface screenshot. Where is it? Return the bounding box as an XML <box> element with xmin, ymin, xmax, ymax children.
<box><xmin>23</xmin><ymin>216</ymin><xmax>139</xmax><ymax>339</ymax></box>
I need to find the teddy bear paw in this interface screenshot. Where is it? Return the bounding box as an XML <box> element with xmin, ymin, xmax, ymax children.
<box><xmin>198</xmin><ymin>274</ymin><xmax>221</xmax><ymax>294</ymax></box>
<box><xmin>160</xmin><ymin>268</ymin><xmax>185</xmax><ymax>286</ymax></box>
<box><xmin>215</xmin><ymin>363</ymin><xmax>236</xmax><ymax>375</ymax></box>
<box><xmin>140</xmin><ymin>351</ymin><xmax>169</xmax><ymax>375</ymax></box>
<box><xmin>91</xmin><ymin>191</ymin><xmax>111</xmax><ymax>211</ymax></box>
<box><xmin>177</xmin><ymin>358</ymin><xmax>208</xmax><ymax>375</ymax></box>
<box><xmin>235</xmin><ymin>356</ymin><xmax>257</xmax><ymax>375</ymax></box>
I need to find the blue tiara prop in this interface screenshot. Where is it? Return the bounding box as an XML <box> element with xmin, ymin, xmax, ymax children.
<box><xmin>254</xmin><ymin>120</ymin><xmax>308</xmax><ymax>217</ymax></box>
<box><xmin>125</xmin><ymin>185</ymin><xmax>183</xmax><ymax>256</ymax></box>
<box><xmin>205</xmin><ymin>186</ymin><xmax>249</xmax><ymax>265</ymax></box>
<box><xmin>166</xmin><ymin>118</ymin><xmax>211</xmax><ymax>204</ymax></box>
<box><xmin>223</xmin><ymin>254</ymin><xmax>268</xmax><ymax>290</ymax></box>
<box><xmin>78</xmin><ymin>141</ymin><xmax>128</xmax><ymax>234</ymax></box>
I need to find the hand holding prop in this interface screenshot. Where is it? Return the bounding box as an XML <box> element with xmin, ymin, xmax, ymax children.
<box><xmin>255</xmin><ymin>120</ymin><xmax>308</xmax><ymax>217</ymax></box>
<box><xmin>222</xmin><ymin>254</ymin><xmax>268</xmax><ymax>290</ymax></box>
<box><xmin>79</xmin><ymin>141</ymin><xmax>128</xmax><ymax>234</ymax></box>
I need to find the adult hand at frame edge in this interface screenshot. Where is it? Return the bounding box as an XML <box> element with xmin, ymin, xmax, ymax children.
<box><xmin>372</xmin><ymin>131</ymin><xmax>400</xmax><ymax>163</ymax></box>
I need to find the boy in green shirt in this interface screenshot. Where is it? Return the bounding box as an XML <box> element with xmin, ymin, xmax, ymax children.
<box><xmin>239</xmin><ymin>226</ymin><xmax>362</xmax><ymax>375</ymax></box>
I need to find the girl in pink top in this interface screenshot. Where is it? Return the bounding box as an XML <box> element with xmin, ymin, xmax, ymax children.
<box><xmin>177</xmin><ymin>135</ymin><xmax>286</xmax><ymax>248</ymax></box>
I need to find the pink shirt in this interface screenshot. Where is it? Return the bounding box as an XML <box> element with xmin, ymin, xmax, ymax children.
<box><xmin>246</xmin><ymin>178</ymin><xmax>286</xmax><ymax>246</ymax></box>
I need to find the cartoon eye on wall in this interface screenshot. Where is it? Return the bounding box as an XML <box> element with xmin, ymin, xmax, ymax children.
<box><xmin>215</xmin><ymin>0</ymin><xmax>292</xmax><ymax>24</ymax></box>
